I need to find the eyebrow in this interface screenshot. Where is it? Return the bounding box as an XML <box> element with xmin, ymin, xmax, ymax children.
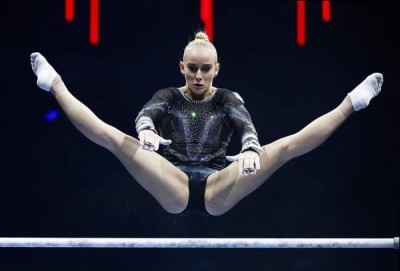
<box><xmin>187</xmin><ymin>63</ymin><xmax>213</xmax><ymax>67</ymax></box>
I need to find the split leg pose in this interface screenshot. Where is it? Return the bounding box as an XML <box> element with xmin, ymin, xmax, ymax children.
<box><xmin>206</xmin><ymin>76</ymin><xmax>381</xmax><ymax>215</ymax></box>
<box><xmin>30</xmin><ymin>52</ymin><xmax>383</xmax><ymax>216</ymax></box>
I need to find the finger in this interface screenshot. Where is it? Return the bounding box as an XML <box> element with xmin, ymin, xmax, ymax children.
<box><xmin>246</xmin><ymin>159</ymin><xmax>257</xmax><ymax>175</ymax></box>
<box><xmin>145</xmin><ymin>134</ymin><xmax>153</xmax><ymax>146</ymax></box>
<box><xmin>153</xmin><ymin>138</ymin><xmax>160</xmax><ymax>151</ymax></box>
<box><xmin>244</xmin><ymin>168</ymin><xmax>255</xmax><ymax>175</ymax></box>
<box><xmin>142</xmin><ymin>134</ymin><xmax>151</xmax><ymax>148</ymax></box>
<box><xmin>226</xmin><ymin>155</ymin><xmax>238</xmax><ymax>162</ymax></box>
<box><xmin>249</xmin><ymin>157</ymin><xmax>258</xmax><ymax>175</ymax></box>
<box><xmin>255</xmin><ymin>157</ymin><xmax>261</xmax><ymax>170</ymax></box>
<box><xmin>142</xmin><ymin>138</ymin><xmax>155</xmax><ymax>151</ymax></box>
<box><xmin>139</xmin><ymin>133</ymin><xmax>145</xmax><ymax>146</ymax></box>
<box><xmin>144</xmin><ymin>134</ymin><xmax>151</xmax><ymax>147</ymax></box>
<box><xmin>159</xmin><ymin>138</ymin><xmax>172</xmax><ymax>146</ymax></box>
<box><xmin>244</xmin><ymin>157</ymin><xmax>253</xmax><ymax>175</ymax></box>
<box><xmin>144</xmin><ymin>138</ymin><xmax>155</xmax><ymax>150</ymax></box>
<box><xmin>238</xmin><ymin>157</ymin><xmax>244</xmax><ymax>176</ymax></box>
<box><xmin>143</xmin><ymin>142</ymin><xmax>153</xmax><ymax>150</ymax></box>
<box><xmin>243</xmin><ymin>156</ymin><xmax>252</xmax><ymax>170</ymax></box>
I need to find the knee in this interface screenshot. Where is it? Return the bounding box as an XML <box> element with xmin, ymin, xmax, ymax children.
<box><xmin>267</xmin><ymin>136</ymin><xmax>294</xmax><ymax>163</ymax></box>
<box><xmin>159</xmin><ymin>193</ymin><xmax>189</xmax><ymax>215</ymax></box>
<box><xmin>206</xmin><ymin>207</ymin><xmax>228</xmax><ymax>217</ymax></box>
<box><xmin>100</xmin><ymin>128</ymin><xmax>126</xmax><ymax>152</ymax></box>
<box><xmin>204</xmin><ymin>198</ymin><xmax>229</xmax><ymax>217</ymax></box>
<box><xmin>279</xmin><ymin>137</ymin><xmax>292</xmax><ymax>158</ymax></box>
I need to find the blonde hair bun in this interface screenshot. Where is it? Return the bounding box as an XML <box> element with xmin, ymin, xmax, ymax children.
<box><xmin>182</xmin><ymin>31</ymin><xmax>218</xmax><ymax>62</ymax></box>
<box><xmin>195</xmin><ymin>32</ymin><xmax>210</xmax><ymax>42</ymax></box>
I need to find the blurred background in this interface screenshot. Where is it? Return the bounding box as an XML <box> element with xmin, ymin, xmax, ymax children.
<box><xmin>0</xmin><ymin>1</ymin><xmax>398</xmax><ymax>270</ymax></box>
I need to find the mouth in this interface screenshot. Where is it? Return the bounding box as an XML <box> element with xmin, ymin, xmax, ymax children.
<box><xmin>193</xmin><ymin>84</ymin><xmax>204</xmax><ymax>88</ymax></box>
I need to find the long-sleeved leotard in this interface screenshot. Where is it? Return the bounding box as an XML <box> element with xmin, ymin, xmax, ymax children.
<box><xmin>135</xmin><ymin>87</ymin><xmax>262</xmax><ymax>170</ymax></box>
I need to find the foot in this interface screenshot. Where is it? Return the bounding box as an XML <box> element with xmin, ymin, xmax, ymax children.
<box><xmin>30</xmin><ymin>52</ymin><xmax>59</xmax><ymax>92</ymax></box>
<box><xmin>348</xmin><ymin>73</ymin><xmax>383</xmax><ymax>111</ymax></box>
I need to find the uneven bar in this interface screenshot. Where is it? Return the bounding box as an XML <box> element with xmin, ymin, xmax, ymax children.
<box><xmin>0</xmin><ymin>237</ymin><xmax>398</xmax><ymax>249</ymax></box>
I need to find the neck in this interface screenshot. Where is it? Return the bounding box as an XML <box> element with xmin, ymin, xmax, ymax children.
<box><xmin>183</xmin><ymin>86</ymin><xmax>214</xmax><ymax>100</ymax></box>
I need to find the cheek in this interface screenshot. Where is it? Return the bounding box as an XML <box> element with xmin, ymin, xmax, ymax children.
<box><xmin>204</xmin><ymin>73</ymin><xmax>214</xmax><ymax>81</ymax></box>
<box><xmin>184</xmin><ymin>72</ymin><xmax>194</xmax><ymax>79</ymax></box>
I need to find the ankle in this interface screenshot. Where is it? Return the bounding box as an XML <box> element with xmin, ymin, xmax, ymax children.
<box><xmin>49</xmin><ymin>76</ymin><xmax>64</xmax><ymax>94</ymax></box>
<box><xmin>338</xmin><ymin>95</ymin><xmax>354</xmax><ymax>118</ymax></box>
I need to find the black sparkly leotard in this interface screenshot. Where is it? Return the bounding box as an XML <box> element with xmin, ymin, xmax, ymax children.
<box><xmin>135</xmin><ymin>87</ymin><xmax>262</xmax><ymax>170</ymax></box>
<box><xmin>135</xmin><ymin>87</ymin><xmax>262</xmax><ymax>215</ymax></box>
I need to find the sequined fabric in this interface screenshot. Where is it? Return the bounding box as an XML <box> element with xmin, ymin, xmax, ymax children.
<box><xmin>135</xmin><ymin>87</ymin><xmax>261</xmax><ymax>170</ymax></box>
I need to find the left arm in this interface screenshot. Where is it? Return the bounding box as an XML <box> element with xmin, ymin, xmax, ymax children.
<box><xmin>228</xmin><ymin>104</ymin><xmax>263</xmax><ymax>154</ymax></box>
<box><xmin>225</xmin><ymin>91</ymin><xmax>263</xmax><ymax>175</ymax></box>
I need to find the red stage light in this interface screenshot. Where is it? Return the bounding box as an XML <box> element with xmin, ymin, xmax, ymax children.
<box><xmin>297</xmin><ymin>0</ymin><xmax>306</xmax><ymax>47</ymax></box>
<box><xmin>322</xmin><ymin>0</ymin><xmax>331</xmax><ymax>23</ymax></box>
<box><xmin>65</xmin><ymin>0</ymin><xmax>74</xmax><ymax>22</ymax></box>
<box><xmin>90</xmin><ymin>0</ymin><xmax>99</xmax><ymax>45</ymax></box>
<box><xmin>64</xmin><ymin>1</ymin><xmax>331</xmax><ymax>47</ymax></box>
<box><xmin>200</xmin><ymin>0</ymin><xmax>214</xmax><ymax>42</ymax></box>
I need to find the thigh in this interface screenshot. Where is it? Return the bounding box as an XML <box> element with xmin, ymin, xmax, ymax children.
<box><xmin>204</xmin><ymin>137</ymin><xmax>290</xmax><ymax>216</ymax></box>
<box><xmin>111</xmin><ymin>134</ymin><xmax>189</xmax><ymax>214</ymax></box>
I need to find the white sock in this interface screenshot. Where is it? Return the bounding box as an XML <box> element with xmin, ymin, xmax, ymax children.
<box><xmin>348</xmin><ymin>73</ymin><xmax>383</xmax><ymax>111</ymax></box>
<box><xmin>30</xmin><ymin>52</ymin><xmax>59</xmax><ymax>92</ymax></box>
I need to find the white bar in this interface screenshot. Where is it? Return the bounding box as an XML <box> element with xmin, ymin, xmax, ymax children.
<box><xmin>0</xmin><ymin>237</ymin><xmax>398</xmax><ymax>249</ymax></box>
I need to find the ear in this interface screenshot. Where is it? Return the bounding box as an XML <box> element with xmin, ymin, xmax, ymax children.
<box><xmin>215</xmin><ymin>62</ymin><xmax>220</xmax><ymax>76</ymax></box>
<box><xmin>179</xmin><ymin>61</ymin><xmax>185</xmax><ymax>75</ymax></box>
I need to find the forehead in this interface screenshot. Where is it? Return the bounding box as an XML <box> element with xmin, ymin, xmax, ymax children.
<box><xmin>183</xmin><ymin>47</ymin><xmax>217</xmax><ymax>64</ymax></box>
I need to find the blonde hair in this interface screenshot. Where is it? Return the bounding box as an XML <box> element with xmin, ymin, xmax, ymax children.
<box><xmin>183</xmin><ymin>31</ymin><xmax>218</xmax><ymax>62</ymax></box>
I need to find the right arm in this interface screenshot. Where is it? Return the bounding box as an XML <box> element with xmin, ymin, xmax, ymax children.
<box><xmin>134</xmin><ymin>89</ymin><xmax>172</xmax><ymax>151</ymax></box>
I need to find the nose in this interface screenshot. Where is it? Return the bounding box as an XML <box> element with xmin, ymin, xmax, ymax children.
<box><xmin>195</xmin><ymin>69</ymin><xmax>202</xmax><ymax>82</ymax></box>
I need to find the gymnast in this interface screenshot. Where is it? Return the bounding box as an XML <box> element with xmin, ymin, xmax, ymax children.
<box><xmin>30</xmin><ymin>31</ymin><xmax>383</xmax><ymax>216</ymax></box>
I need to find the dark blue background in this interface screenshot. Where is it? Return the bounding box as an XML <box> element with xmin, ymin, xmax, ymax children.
<box><xmin>0</xmin><ymin>1</ymin><xmax>399</xmax><ymax>270</ymax></box>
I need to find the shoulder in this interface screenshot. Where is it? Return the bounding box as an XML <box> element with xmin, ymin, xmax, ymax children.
<box><xmin>152</xmin><ymin>87</ymin><xmax>180</xmax><ymax>99</ymax></box>
<box><xmin>217</xmin><ymin>88</ymin><xmax>245</xmax><ymax>104</ymax></box>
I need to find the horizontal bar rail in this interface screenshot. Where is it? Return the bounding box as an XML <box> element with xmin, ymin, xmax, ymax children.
<box><xmin>0</xmin><ymin>237</ymin><xmax>398</xmax><ymax>249</ymax></box>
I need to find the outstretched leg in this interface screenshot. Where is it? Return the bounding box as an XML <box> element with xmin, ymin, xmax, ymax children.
<box><xmin>205</xmin><ymin>73</ymin><xmax>383</xmax><ymax>216</ymax></box>
<box><xmin>30</xmin><ymin>53</ymin><xmax>189</xmax><ymax>214</ymax></box>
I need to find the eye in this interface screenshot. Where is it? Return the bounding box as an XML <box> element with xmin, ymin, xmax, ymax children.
<box><xmin>187</xmin><ymin>65</ymin><xmax>198</xmax><ymax>73</ymax></box>
<box><xmin>201</xmin><ymin>66</ymin><xmax>211</xmax><ymax>72</ymax></box>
